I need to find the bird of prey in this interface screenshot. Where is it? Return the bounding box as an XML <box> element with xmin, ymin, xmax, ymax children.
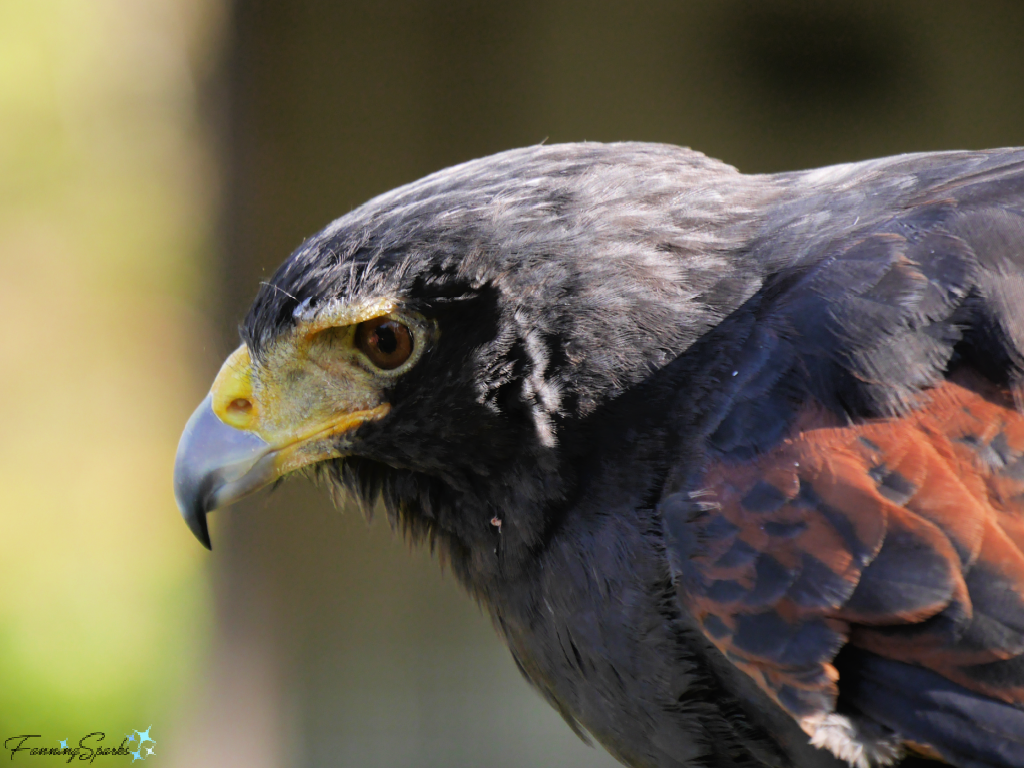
<box><xmin>175</xmin><ymin>143</ymin><xmax>1024</xmax><ymax>768</ymax></box>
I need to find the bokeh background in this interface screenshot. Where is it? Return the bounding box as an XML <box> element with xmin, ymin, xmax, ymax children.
<box><xmin>2</xmin><ymin>2</ymin><xmax>1023</xmax><ymax>766</ymax></box>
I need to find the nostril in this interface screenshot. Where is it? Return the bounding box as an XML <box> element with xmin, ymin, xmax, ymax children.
<box><xmin>227</xmin><ymin>398</ymin><xmax>253</xmax><ymax>416</ymax></box>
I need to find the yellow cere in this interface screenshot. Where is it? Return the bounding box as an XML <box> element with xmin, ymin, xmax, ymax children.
<box><xmin>211</xmin><ymin>345</ymin><xmax>259</xmax><ymax>430</ymax></box>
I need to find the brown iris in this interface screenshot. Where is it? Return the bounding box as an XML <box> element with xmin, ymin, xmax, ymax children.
<box><xmin>355</xmin><ymin>317</ymin><xmax>413</xmax><ymax>370</ymax></box>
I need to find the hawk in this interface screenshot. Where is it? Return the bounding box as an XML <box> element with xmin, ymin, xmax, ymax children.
<box><xmin>175</xmin><ymin>143</ymin><xmax>1024</xmax><ymax>768</ymax></box>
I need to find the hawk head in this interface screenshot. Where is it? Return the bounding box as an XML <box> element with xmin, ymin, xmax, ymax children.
<box><xmin>174</xmin><ymin>142</ymin><xmax>758</xmax><ymax>588</ymax></box>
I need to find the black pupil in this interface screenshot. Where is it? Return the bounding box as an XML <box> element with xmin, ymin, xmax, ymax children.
<box><xmin>374</xmin><ymin>324</ymin><xmax>398</xmax><ymax>354</ymax></box>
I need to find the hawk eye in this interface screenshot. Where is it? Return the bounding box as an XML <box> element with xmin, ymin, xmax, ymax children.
<box><xmin>355</xmin><ymin>317</ymin><xmax>413</xmax><ymax>370</ymax></box>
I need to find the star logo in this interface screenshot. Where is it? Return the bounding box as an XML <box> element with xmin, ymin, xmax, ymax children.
<box><xmin>127</xmin><ymin>733</ymin><xmax>135</xmax><ymax>743</ymax></box>
<box><xmin>58</xmin><ymin>739</ymin><xmax>68</xmax><ymax>750</ymax></box>
<box><xmin>129</xmin><ymin>726</ymin><xmax>156</xmax><ymax>760</ymax></box>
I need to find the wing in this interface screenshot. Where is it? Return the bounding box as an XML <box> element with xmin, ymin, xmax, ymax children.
<box><xmin>661</xmin><ymin>150</ymin><xmax>1024</xmax><ymax>767</ymax></box>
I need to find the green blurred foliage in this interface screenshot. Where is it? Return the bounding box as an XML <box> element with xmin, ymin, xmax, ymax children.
<box><xmin>0</xmin><ymin>0</ymin><xmax>223</xmax><ymax>749</ymax></box>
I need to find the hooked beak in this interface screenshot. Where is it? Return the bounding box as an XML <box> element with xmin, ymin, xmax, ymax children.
<box><xmin>173</xmin><ymin>344</ymin><xmax>389</xmax><ymax>549</ymax></box>
<box><xmin>173</xmin><ymin>394</ymin><xmax>274</xmax><ymax>549</ymax></box>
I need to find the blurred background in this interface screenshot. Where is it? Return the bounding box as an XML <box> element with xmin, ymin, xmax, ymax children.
<box><xmin>2</xmin><ymin>1</ymin><xmax>1022</xmax><ymax>766</ymax></box>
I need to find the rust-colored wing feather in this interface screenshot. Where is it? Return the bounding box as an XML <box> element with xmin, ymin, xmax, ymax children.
<box><xmin>676</xmin><ymin>371</ymin><xmax>1024</xmax><ymax>732</ymax></box>
<box><xmin>662</xmin><ymin>150</ymin><xmax>1024</xmax><ymax>766</ymax></box>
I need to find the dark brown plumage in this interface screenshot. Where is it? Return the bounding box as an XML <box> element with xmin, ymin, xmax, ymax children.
<box><xmin>175</xmin><ymin>143</ymin><xmax>1024</xmax><ymax>768</ymax></box>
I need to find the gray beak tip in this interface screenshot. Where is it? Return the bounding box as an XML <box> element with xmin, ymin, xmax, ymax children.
<box><xmin>174</xmin><ymin>393</ymin><xmax>273</xmax><ymax>551</ymax></box>
<box><xmin>184</xmin><ymin>502</ymin><xmax>213</xmax><ymax>550</ymax></box>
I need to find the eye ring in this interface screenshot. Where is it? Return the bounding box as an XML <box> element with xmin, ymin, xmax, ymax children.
<box><xmin>354</xmin><ymin>317</ymin><xmax>414</xmax><ymax>370</ymax></box>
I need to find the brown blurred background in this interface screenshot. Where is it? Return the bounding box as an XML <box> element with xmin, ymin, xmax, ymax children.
<box><xmin>2</xmin><ymin>2</ymin><xmax>1022</xmax><ymax>767</ymax></box>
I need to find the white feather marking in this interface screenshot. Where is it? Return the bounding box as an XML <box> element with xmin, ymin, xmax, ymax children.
<box><xmin>806</xmin><ymin>713</ymin><xmax>903</xmax><ymax>768</ymax></box>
